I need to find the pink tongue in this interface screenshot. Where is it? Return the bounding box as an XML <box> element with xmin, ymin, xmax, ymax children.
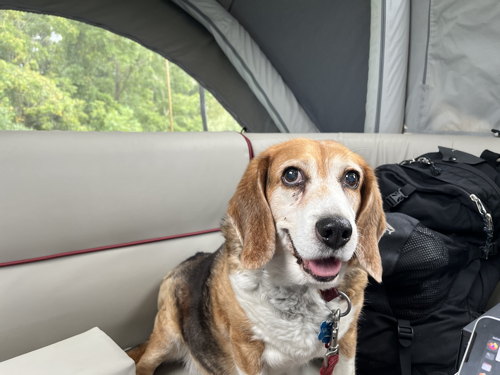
<box><xmin>306</xmin><ymin>258</ymin><xmax>342</xmax><ymax>277</ymax></box>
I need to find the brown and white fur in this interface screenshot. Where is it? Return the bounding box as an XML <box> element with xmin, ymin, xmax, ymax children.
<box><xmin>127</xmin><ymin>138</ymin><xmax>386</xmax><ymax>375</ymax></box>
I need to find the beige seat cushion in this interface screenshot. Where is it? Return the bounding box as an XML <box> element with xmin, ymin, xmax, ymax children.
<box><xmin>0</xmin><ymin>327</ymin><xmax>135</xmax><ymax>375</ymax></box>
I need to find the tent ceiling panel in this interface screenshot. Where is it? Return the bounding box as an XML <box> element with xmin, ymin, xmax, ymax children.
<box><xmin>0</xmin><ymin>0</ymin><xmax>280</xmax><ymax>132</ymax></box>
<box><xmin>227</xmin><ymin>0</ymin><xmax>371</xmax><ymax>133</ymax></box>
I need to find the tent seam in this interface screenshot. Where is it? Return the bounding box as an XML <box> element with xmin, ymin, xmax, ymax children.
<box><xmin>422</xmin><ymin>0</ymin><xmax>432</xmax><ymax>84</ymax></box>
<box><xmin>374</xmin><ymin>0</ymin><xmax>386</xmax><ymax>134</ymax></box>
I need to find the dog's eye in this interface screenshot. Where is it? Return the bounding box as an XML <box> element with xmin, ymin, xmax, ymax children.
<box><xmin>282</xmin><ymin>167</ymin><xmax>303</xmax><ymax>185</ymax></box>
<box><xmin>344</xmin><ymin>171</ymin><xmax>359</xmax><ymax>188</ymax></box>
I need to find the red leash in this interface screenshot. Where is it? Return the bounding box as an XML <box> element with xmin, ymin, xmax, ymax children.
<box><xmin>320</xmin><ymin>354</ymin><xmax>339</xmax><ymax>375</ymax></box>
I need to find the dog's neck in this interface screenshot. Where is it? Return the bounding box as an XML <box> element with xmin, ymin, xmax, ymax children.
<box><xmin>221</xmin><ymin>217</ymin><xmax>327</xmax><ymax>316</ymax></box>
<box><xmin>221</xmin><ymin>215</ymin><xmax>335</xmax><ymax>306</ymax></box>
<box><xmin>229</xmin><ymin>263</ymin><xmax>331</xmax><ymax>326</ymax></box>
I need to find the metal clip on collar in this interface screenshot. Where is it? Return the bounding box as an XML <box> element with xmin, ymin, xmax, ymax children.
<box><xmin>337</xmin><ymin>291</ymin><xmax>352</xmax><ymax>317</ymax></box>
<box><xmin>324</xmin><ymin>309</ymin><xmax>340</xmax><ymax>364</ymax></box>
<box><xmin>324</xmin><ymin>291</ymin><xmax>352</xmax><ymax>365</ymax></box>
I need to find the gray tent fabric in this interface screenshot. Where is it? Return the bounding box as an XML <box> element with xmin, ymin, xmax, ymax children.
<box><xmin>172</xmin><ymin>0</ymin><xmax>320</xmax><ymax>133</ymax></box>
<box><xmin>364</xmin><ymin>0</ymin><xmax>409</xmax><ymax>134</ymax></box>
<box><xmin>406</xmin><ymin>0</ymin><xmax>500</xmax><ymax>135</ymax></box>
<box><xmin>227</xmin><ymin>0</ymin><xmax>371</xmax><ymax>133</ymax></box>
<box><xmin>0</xmin><ymin>0</ymin><xmax>280</xmax><ymax>133</ymax></box>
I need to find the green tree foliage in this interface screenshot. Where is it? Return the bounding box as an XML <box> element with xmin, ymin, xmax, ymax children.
<box><xmin>0</xmin><ymin>10</ymin><xmax>241</xmax><ymax>132</ymax></box>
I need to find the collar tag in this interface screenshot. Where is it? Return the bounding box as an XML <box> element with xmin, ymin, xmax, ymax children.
<box><xmin>318</xmin><ymin>320</ymin><xmax>334</xmax><ymax>344</ymax></box>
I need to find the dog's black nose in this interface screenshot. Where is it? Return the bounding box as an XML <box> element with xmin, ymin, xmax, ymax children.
<box><xmin>315</xmin><ymin>217</ymin><xmax>352</xmax><ymax>250</ymax></box>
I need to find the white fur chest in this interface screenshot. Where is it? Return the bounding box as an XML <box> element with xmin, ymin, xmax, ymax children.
<box><xmin>229</xmin><ymin>270</ymin><xmax>355</xmax><ymax>373</ymax></box>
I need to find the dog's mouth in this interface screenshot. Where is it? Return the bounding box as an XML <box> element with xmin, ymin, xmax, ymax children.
<box><xmin>296</xmin><ymin>254</ymin><xmax>341</xmax><ymax>282</ymax></box>
<box><xmin>302</xmin><ymin>257</ymin><xmax>341</xmax><ymax>279</ymax></box>
<box><xmin>287</xmin><ymin>233</ymin><xmax>341</xmax><ymax>282</ymax></box>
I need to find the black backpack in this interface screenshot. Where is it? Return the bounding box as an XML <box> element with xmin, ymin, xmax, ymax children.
<box><xmin>357</xmin><ymin>147</ymin><xmax>500</xmax><ymax>375</ymax></box>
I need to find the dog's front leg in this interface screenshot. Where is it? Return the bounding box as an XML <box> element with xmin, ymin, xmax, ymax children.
<box><xmin>230</xmin><ymin>331</ymin><xmax>265</xmax><ymax>375</ymax></box>
<box><xmin>332</xmin><ymin>354</ymin><xmax>355</xmax><ymax>375</ymax></box>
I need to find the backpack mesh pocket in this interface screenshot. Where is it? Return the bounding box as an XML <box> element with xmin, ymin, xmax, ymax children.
<box><xmin>383</xmin><ymin>224</ymin><xmax>469</xmax><ymax>320</ymax></box>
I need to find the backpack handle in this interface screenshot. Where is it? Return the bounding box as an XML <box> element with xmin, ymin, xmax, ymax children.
<box><xmin>481</xmin><ymin>149</ymin><xmax>500</xmax><ymax>170</ymax></box>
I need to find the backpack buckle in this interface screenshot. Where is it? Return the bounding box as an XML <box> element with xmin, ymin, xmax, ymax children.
<box><xmin>491</xmin><ymin>243</ymin><xmax>498</xmax><ymax>256</ymax></box>
<box><xmin>397</xmin><ymin>320</ymin><xmax>413</xmax><ymax>348</ymax></box>
<box><xmin>482</xmin><ymin>242</ymin><xmax>498</xmax><ymax>259</ymax></box>
<box><xmin>385</xmin><ymin>189</ymin><xmax>408</xmax><ymax>208</ymax></box>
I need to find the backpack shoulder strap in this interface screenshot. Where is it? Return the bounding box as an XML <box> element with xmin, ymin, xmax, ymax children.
<box><xmin>398</xmin><ymin>319</ymin><xmax>413</xmax><ymax>375</ymax></box>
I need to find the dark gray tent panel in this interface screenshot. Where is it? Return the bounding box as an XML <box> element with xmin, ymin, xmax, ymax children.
<box><xmin>173</xmin><ymin>0</ymin><xmax>371</xmax><ymax>133</ymax></box>
<box><xmin>228</xmin><ymin>0</ymin><xmax>371</xmax><ymax>133</ymax></box>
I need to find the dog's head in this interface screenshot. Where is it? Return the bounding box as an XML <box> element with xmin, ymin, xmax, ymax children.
<box><xmin>227</xmin><ymin>138</ymin><xmax>385</xmax><ymax>287</ymax></box>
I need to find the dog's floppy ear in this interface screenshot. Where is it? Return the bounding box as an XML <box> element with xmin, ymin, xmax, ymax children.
<box><xmin>227</xmin><ymin>155</ymin><xmax>276</xmax><ymax>269</ymax></box>
<box><xmin>355</xmin><ymin>165</ymin><xmax>386</xmax><ymax>283</ymax></box>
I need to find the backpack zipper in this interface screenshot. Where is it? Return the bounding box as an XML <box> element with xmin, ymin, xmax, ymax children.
<box><xmin>400</xmin><ymin>157</ymin><xmax>442</xmax><ymax>176</ymax></box>
<box><xmin>401</xmin><ymin>157</ymin><xmax>500</xmax><ymax>197</ymax></box>
<box><xmin>470</xmin><ymin>194</ymin><xmax>495</xmax><ymax>259</ymax></box>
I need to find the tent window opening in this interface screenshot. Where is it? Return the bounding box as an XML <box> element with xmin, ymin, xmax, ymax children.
<box><xmin>0</xmin><ymin>10</ymin><xmax>240</xmax><ymax>133</ymax></box>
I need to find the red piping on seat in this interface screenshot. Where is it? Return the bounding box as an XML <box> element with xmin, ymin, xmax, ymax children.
<box><xmin>239</xmin><ymin>133</ymin><xmax>254</xmax><ymax>160</ymax></box>
<box><xmin>1</xmin><ymin>134</ymin><xmax>254</xmax><ymax>268</ymax></box>
<box><xmin>0</xmin><ymin>228</ymin><xmax>221</xmax><ymax>268</ymax></box>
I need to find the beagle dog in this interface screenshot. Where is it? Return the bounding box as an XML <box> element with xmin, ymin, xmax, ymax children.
<box><xmin>127</xmin><ymin>138</ymin><xmax>385</xmax><ymax>375</ymax></box>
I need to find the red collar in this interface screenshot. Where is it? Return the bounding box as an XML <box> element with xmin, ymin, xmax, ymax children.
<box><xmin>320</xmin><ymin>288</ymin><xmax>339</xmax><ymax>302</ymax></box>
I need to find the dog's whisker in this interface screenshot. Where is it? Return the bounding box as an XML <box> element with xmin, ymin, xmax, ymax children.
<box><xmin>354</xmin><ymin>242</ymin><xmax>367</xmax><ymax>258</ymax></box>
